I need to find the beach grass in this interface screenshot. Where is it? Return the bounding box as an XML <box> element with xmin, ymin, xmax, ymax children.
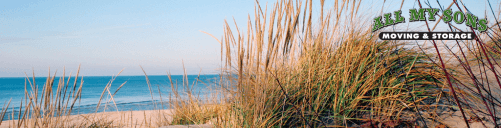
<box><xmin>208</xmin><ymin>0</ymin><xmax>450</xmax><ymax>127</ymax></box>
<box><xmin>190</xmin><ymin>0</ymin><xmax>501</xmax><ymax>127</ymax></box>
<box><xmin>0</xmin><ymin>66</ymin><xmax>146</xmax><ymax>128</ymax></box>
<box><xmin>141</xmin><ymin>66</ymin><xmax>228</xmax><ymax>126</ymax></box>
<box><xmin>14</xmin><ymin>66</ymin><xmax>85</xmax><ymax>127</ymax></box>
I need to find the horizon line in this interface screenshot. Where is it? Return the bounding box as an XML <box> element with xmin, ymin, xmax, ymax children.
<box><xmin>0</xmin><ymin>74</ymin><xmax>221</xmax><ymax>78</ymax></box>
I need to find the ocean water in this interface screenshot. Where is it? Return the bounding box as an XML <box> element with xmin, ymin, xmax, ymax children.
<box><xmin>0</xmin><ymin>75</ymin><xmax>219</xmax><ymax>121</ymax></box>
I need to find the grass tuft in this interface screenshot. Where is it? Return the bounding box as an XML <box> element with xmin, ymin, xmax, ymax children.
<box><xmin>211</xmin><ymin>0</ymin><xmax>453</xmax><ymax>127</ymax></box>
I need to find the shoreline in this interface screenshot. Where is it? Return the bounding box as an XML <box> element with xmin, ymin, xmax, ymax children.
<box><xmin>0</xmin><ymin>109</ymin><xmax>183</xmax><ymax>128</ymax></box>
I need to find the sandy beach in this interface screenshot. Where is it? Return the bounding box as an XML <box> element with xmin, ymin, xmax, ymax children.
<box><xmin>1</xmin><ymin>108</ymin><xmax>495</xmax><ymax>128</ymax></box>
<box><xmin>0</xmin><ymin>109</ymin><xmax>213</xmax><ymax>128</ymax></box>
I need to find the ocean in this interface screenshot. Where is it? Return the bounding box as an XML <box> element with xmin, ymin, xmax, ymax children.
<box><xmin>0</xmin><ymin>75</ymin><xmax>220</xmax><ymax>121</ymax></box>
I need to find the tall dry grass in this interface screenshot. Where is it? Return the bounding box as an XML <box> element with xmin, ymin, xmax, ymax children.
<box><xmin>195</xmin><ymin>0</ymin><xmax>501</xmax><ymax>127</ymax></box>
<box><xmin>145</xmin><ymin>65</ymin><xmax>228</xmax><ymax>126</ymax></box>
<box><xmin>0</xmin><ymin>66</ymin><xmax>135</xmax><ymax>128</ymax></box>
<box><xmin>0</xmin><ymin>99</ymin><xmax>11</xmax><ymax>126</ymax></box>
<box><xmin>166</xmin><ymin>73</ymin><xmax>225</xmax><ymax>125</ymax></box>
<box><xmin>203</xmin><ymin>0</ymin><xmax>452</xmax><ymax>127</ymax></box>
<box><xmin>7</xmin><ymin>66</ymin><xmax>86</xmax><ymax>128</ymax></box>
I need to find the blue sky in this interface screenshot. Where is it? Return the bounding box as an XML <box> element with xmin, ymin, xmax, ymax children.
<box><xmin>0</xmin><ymin>0</ymin><xmax>498</xmax><ymax>77</ymax></box>
<box><xmin>0</xmin><ymin>0</ymin><xmax>276</xmax><ymax>77</ymax></box>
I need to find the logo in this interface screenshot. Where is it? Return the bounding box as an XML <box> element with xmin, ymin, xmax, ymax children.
<box><xmin>373</xmin><ymin>8</ymin><xmax>486</xmax><ymax>40</ymax></box>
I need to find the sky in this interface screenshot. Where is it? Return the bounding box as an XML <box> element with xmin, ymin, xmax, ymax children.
<box><xmin>0</xmin><ymin>0</ymin><xmax>276</xmax><ymax>77</ymax></box>
<box><xmin>0</xmin><ymin>0</ymin><xmax>498</xmax><ymax>77</ymax></box>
